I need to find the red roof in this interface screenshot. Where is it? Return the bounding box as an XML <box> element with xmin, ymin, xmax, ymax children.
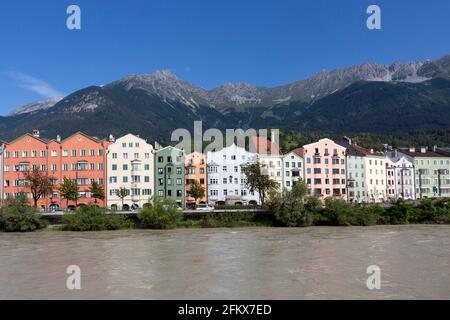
<box><xmin>290</xmin><ymin>147</ymin><xmax>304</xmax><ymax>158</ymax></box>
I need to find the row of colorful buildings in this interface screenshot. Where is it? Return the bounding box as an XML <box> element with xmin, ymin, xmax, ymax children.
<box><xmin>1</xmin><ymin>130</ymin><xmax>450</xmax><ymax>211</ymax></box>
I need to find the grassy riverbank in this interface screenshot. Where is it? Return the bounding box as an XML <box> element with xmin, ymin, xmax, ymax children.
<box><xmin>2</xmin><ymin>196</ymin><xmax>450</xmax><ymax>233</ymax></box>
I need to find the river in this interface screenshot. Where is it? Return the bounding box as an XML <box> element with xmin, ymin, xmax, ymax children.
<box><xmin>0</xmin><ymin>226</ymin><xmax>449</xmax><ymax>299</ymax></box>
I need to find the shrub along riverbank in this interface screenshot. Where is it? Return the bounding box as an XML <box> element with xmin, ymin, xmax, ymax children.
<box><xmin>1</xmin><ymin>193</ymin><xmax>450</xmax><ymax>233</ymax></box>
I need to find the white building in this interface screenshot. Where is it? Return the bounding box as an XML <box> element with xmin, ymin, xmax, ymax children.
<box><xmin>107</xmin><ymin>134</ymin><xmax>154</xmax><ymax>210</ymax></box>
<box><xmin>282</xmin><ymin>148</ymin><xmax>304</xmax><ymax>191</ymax></box>
<box><xmin>385</xmin><ymin>151</ymin><xmax>415</xmax><ymax>201</ymax></box>
<box><xmin>207</xmin><ymin>143</ymin><xmax>260</xmax><ymax>205</ymax></box>
<box><xmin>365</xmin><ymin>154</ymin><xmax>387</xmax><ymax>203</ymax></box>
<box><xmin>340</xmin><ymin>138</ymin><xmax>386</xmax><ymax>203</ymax></box>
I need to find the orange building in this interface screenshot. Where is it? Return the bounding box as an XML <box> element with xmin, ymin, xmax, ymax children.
<box><xmin>2</xmin><ymin>130</ymin><xmax>110</xmax><ymax>211</ymax></box>
<box><xmin>185</xmin><ymin>152</ymin><xmax>207</xmax><ymax>208</ymax></box>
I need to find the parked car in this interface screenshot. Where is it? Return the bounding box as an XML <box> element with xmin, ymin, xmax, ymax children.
<box><xmin>195</xmin><ymin>204</ymin><xmax>215</xmax><ymax>211</ymax></box>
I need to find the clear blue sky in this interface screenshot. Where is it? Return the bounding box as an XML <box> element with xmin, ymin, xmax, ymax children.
<box><xmin>0</xmin><ymin>0</ymin><xmax>449</xmax><ymax>115</ymax></box>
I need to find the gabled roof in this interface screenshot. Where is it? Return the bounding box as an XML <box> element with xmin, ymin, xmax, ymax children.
<box><xmin>285</xmin><ymin>147</ymin><xmax>304</xmax><ymax>158</ymax></box>
<box><xmin>61</xmin><ymin>131</ymin><xmax>102</xmax><ymax>143</ymax></box>
<box><xmin>5</xmin><ymin>133</ymin><xmax>49</xmax><ymax>145</ymax></box>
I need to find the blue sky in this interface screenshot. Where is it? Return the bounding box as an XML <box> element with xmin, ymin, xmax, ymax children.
<box><xmin>0</xmin><ymin>0</ymin><xmax>449</xmax><ymax>115</ymax></box>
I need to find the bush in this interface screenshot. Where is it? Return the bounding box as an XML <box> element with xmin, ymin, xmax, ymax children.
<box><xmin>0</xmin><ymin>196</ymin><xmax>47</xmax><ymax>232</ymax></box>
<box><xmin>138</xmin><ymin>197</ymin><xmax>182</xmax><ymax>229</ymax></box>
<box><xmin>269</xmin><ymin>182</ymin><xmax>316</xmax><ymax>227</ymax></box>
<box><xmin>62</xmin><ymin>205</ymin><xmax>131</xmax><ymax>231</ymax></box>
<box><xmin>382</xmin><ymin>199</ymin><xmax>416</xmax><ymax>225</ymax></box>
<box><xmin>320</xmin><ymin>198</ymin><xmax>359</xmax><ymax>226</ymax></box>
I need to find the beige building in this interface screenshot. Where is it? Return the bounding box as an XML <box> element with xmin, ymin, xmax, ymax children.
<box><xmin>107</xmin><ymin>134</ymin><xmax>154</xmax><ymax>210</ymax></box>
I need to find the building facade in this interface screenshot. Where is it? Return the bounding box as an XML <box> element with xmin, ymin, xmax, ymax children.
<box><xmin>252</xmin><ymin>136</ymin><xmax>283</xmax><ymax>190</ymax></box>
<box><xmin>364</xmin><ymin>154</ymin><xmax>386</xmax><ymax>203</ymax></box>
<box><xmin>385</xmin><ymin>151</ymin><xmax>415</xmax><ymax>201</ymax></box>
<box><xmin>154</xmin><ymin>146</ymin><xmax>185</xmax><ymax>207</ymax></box>
<box><xmin>3</xmin><ymin>131</ymin><xmax>109</xmax><ymax>210</ymax></box>
<box><xmin>282</xmin><ymin>148</ymin><xmax>304</xmax><ymax>191</ymax></box>
<box><xmin>398</xmin><ymin>147</ymin><xmax>450</xmax><ymax>199</ymax></box>
<box><xmin>185</xmin><ymin>152</ymin><xmax>208</xmax><ymax>207</ymax></box>
<box><xmin>303</xmin><ymin>139</ymin><xmax>347</xmax><ymax>200</ymax></box>
<box><xmin>206</xmin><ymin>143</ymin><xmax>259</xmax><ymax>205</ymax></box>
<box><xmin>107</xmin><ymin>134</ymin><xmax>154</xmax><ymax>210</ymax></box>
<box><xmin>340</xmin><ymin>141</ymin><xmax>367</xmax><ymax>203</ymax></box>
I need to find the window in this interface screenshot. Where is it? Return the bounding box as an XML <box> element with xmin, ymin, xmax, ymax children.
<box><xmin>81</xmin><ymin>149</ymin><xmax>86</xmax><ymax>157</ymax></box>
<box><xmin>51</xmin><ymin>150</ymin><xmax>57</xmax><ymax>157</ymax></box>
<box><xmin>123</xmin><ymin>164</ymin><xmax>128</xmax><ymax>170</ymax></box>
<box><xmin>71</xmin><ymin>149</ymin><xmax>76</xmax><ymax>157</ymax></box>
<box><xmin>112</xmin><ymin>153</ymin><xmax>117</xmax><ymax>159</ymax></box>
<box><xmin>90</xmin><ymin>149</ymin><xmax>95</xmax><ymax>156</ymax></box>
<box><xmin>40</xmin><ymin>150</ymin><xmax>46</xmax><ymax>157</ymax></box>
<box><xmin>144</xmin><ymin>164</ymin><xmax>150</xmax><ymax>170</ymax></box>
<box><xmin>123</xmin><ymin>176</ymin><xmax>128</xmax><ymax>183</ymax></box>
<box><xmin>112</xmin><ymin>164</ymin><xmax>117</xmax><ymax>171</ymax></box>
<box><xmin>62</xmin><ymin>150</ymin><xmax>68</xmax><ymax>157</ymax></box>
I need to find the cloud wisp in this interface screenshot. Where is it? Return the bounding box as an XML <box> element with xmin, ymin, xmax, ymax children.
<box><xmin>7</xmin><ymin>71</ymin><xmax>64</xmax><ymax>98</ymax></box>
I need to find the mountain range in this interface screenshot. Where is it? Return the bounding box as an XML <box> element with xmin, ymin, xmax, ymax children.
<box><xmin>1</xmin><ymin>54</ymin><xmax>450</xmax><ymax>144</ymax></box>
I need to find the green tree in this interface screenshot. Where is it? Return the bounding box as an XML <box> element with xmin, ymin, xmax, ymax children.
<box><xmin>118</xmin><ymin>187</ymin><xmax>128</xmax><ymax>210</ymax></box>
<box><xmin>269</xmin><ymin>181</ymin><xmax>317</xmax><ymax>227</ymax></box>
<box><xmin>187</xmin><ymin>181</ymin><xmax>205</xmax><ymax>204</ymax></box>
<box><xmin>59</xmin><ymin>177</ymin><xmax>78</xmax><ymax>209</ymax></box>
<box><xmin>138</xmin><ymin>197</ymin><xmax>182</xmax><ymax>229</ymax></box>
<box><xmin>89</xmin><ymin>181</ymin><xmax>105</xmax><ymax>204</ymax></box>
<box><xmin>242</xmin><ymin>161</ymin><xmax>279</xmax><ymax>206</ymax></box>
<box><xmin>0</xmin><ymin>195</ymin><xmax>47</xmax><ymax>232</ymax></box>
<box><xmin>23</xmin><ymin>168</ymin><xmax>54</xmax><ymax>210</ymax></box>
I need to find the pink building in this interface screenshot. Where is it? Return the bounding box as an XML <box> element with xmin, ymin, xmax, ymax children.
<box><xmin>303</xmin><ymin>138</ymin><xmax>347</xmax><ymax>200</ymax></box>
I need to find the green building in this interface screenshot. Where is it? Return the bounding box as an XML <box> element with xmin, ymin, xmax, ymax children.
<box><xmin>399</xmin><ymin>147</ymin><xmax>450</xmax><ymax>199</ymax></box>
<box><xmin>154</xmin><ymin>146</ymin><xmax>185</xmax><ymax>207</ymax></box>
<box><xmin>339</xmin><ymin>140</ymin><xmax>367</xmax><ymax>203</ymax></box>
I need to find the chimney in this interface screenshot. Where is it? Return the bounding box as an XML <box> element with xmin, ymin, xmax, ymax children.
<box><xmin>433</xmin><ymin>145</ymin><xmax>437</xmax><ymax>152</ymax></box>
<box><xmin>420</xmin><ymin>147</ymin><xmax>426</xmax><ymax>153</ymax></box>
<box><xmin>56</xmin><ymin>134</ymin><xmax>61</xmax><ymax>142</ymax></box>
<box><xmin>31</xmin><ymin>129</ymin><xmax>40</xmax><ymax>138</ymax></box>
<box><xmin>409</xmin><ymin>147</ymin><xmax>416</xmax><ymax>153</ymax></box>
<box><xmin>343</xmin><ymin>136</ymin><xmax>352</xmax><ymax>145</ymax></box>
<box><xmin>154</xmin><ymin>141</ymin><xmax>161</xmax><ymax>150</ymax></box>
<box><xmin>370</xmin><ymin>149</ymin><xmax>374</xmax><ymax>154</ymax></box>
<box><xmin>108</xmin><ymin>134</ymin><xmax>115</xmax><ymax>142</ymax></box>
<box><xmin>394</xmin><ymin>149</ymin><xmax>398</xmax><ymax>158</ymax></box>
